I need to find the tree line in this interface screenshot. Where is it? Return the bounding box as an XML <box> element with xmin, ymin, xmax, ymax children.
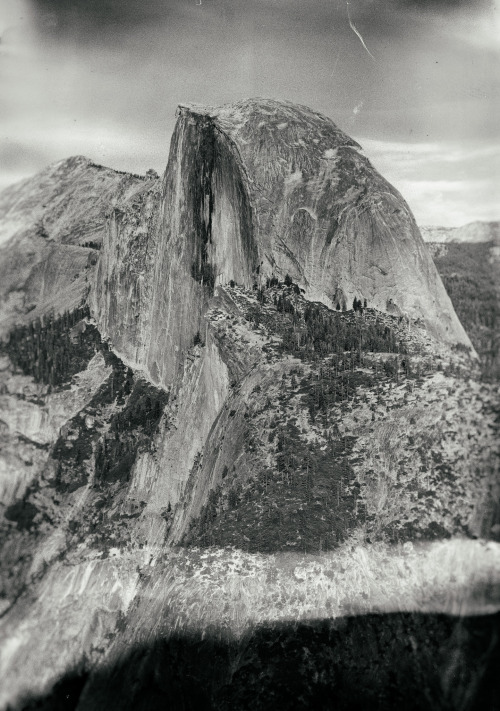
<box><xmin>250</xmin><ymin>276</ymin><xmax>406</xmax><ymax>360</ymax></box>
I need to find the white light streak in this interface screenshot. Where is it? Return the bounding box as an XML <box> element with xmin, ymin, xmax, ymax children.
<box><xmin>346</xmin><ymin>1</ymin><xmax>375</xmax><ymax>61</ymax></box>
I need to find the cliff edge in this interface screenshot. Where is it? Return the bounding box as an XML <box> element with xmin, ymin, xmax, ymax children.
<box><xmin>92</xmin><ymin>99</ymin><xmax>470</xmax><ymax>388</ymax></box>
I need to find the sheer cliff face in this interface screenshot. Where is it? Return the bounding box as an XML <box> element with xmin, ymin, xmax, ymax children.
<box><xmin>144</xmin><ymin>109</ymin><xmax>258</xmax><ymax>385</ymax></box>
<box><xmin>91</xmin><ymin>99</ymin><xmax>469</xmax><ymax>388</ymax></box>
<box><xmin>194</xmin><ymin>99</ymin><xmax>469</xmax><ymax>345</ymax></box>
<box><xmin>1</xmin><ymin>101</ymin><xmax>498</xmax><ymax>709</ymax></box>
<box><xmin>91</xmin><ymin>180</ymin><xmax>161</xmax><ymax>368</ymax></box>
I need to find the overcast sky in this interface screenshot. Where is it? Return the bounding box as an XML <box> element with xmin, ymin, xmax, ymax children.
<box><xmin>0</xmin><ymin>0</ymin><xmax>498</xmax><ymax>226</ymax></box>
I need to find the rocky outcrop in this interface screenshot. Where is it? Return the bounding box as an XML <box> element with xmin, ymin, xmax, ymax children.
<box><xmin>185</xmin><ymin>100</ymin><xmax>469</xmax><ymax>346</ymax></box>
<box><xmin>1</xmin><ymin>539</ymin><xmax>499</xmax><ymax>709</ymax></box>
<box><xmin>0</xmin><ymin>157</ymin><xmax>153</xmax><ymax>336</ymax></box>
<box><xmin>91</xmin><ymin>180</ymin><xmax>161</xmax><ymax>368</ymax></box>
<box><xmin>90</xmin><ymin>100</ymin><xmax>470</xmax><ymax>390</ymax></box>
<box><xmin>1</xmin><ymin>99</ymin><xmax>496</xmax><ymax>710</ymax></box>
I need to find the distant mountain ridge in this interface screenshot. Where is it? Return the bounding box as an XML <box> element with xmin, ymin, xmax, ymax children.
<box><xmin>421</xmin><ymin>221</ymin><xmax>500</xmax><ymax>244</ymax></box>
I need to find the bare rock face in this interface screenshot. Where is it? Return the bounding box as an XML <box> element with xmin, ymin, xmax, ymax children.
<box><xmin>3</xmin><ymin>99</ymin><xmax>497</xmax><ymax>710</ymax></box>
<box><xmin>143</xmin><ymin>108</ymin><xmax>259</xmax><ymax>385</ymax></box>
<box><xmin>91</xmin><ymin>99</ymin><xmax>469</xmax><ymax>389</ymax></box>
<box><xmin>0</xmin><ymin>157</ymin><xmax>153</xmax><ymax>336</ymax></box>
<box><xmin>188</xmin><ymin>99</ymin><xmax>469</xmax><ymax>345</ymax></box>
<box><xmin>91</xmin><ymin>179</ymin><xmax>161</xmax><ymax>368</ymax></box>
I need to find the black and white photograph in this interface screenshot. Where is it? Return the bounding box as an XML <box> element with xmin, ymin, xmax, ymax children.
<box><xmin>0</xmin><ymin>0</ymin><xmax>499</xmax><ymax>708</ymax></box>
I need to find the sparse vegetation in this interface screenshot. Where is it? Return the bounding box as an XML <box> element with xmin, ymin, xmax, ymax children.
<box><xmin>94</xmin><ymin>378</ymin><xmax>168</xmax><ymax>484</ymax></box>
<box><xmin>184</xmin><ymin>277</ymin><xmax>495</xmax><ymax>552</ymax></box>
<box><xmin>1</xmin><ymin>312</ymin><xmax>169</xmax><ymax>557</ymax></box>
<box><xmin>250</xmin><ymin>279</ymin><xmax>407</xmax><ymax>362</ymax></box>
<box><xmin>193</xmin><ymin>331</ymin><xmax>205</xmax><ymax>347</ymax></box>
<box><xmin>186</xmin><ymin>417</ymin><xmax>358</xmax><ymax>553</ymax></box>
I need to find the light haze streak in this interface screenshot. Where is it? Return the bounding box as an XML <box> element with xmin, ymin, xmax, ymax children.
<box><xmin>346</xmin><ymin>1</ymin><xmax>375</xmax><ymax>60</ymax></box>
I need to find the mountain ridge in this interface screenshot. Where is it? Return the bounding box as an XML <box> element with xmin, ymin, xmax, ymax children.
<box><xmin>91</xmin><ymin>98</ymin><xmax>471</xmax><ymax>395</ymax></box>
<box><xmin>0</xmin><ymin>99</ymin><xmax>498</xmax><ymax>709</ymax></box>
<box><xmin>421</xmin><ymin>221</ymin><xmax>500</xmax><ymax>244</ymax></box>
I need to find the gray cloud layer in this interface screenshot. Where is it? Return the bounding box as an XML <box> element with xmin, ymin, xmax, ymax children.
<box><xmin>0</xmin><ymin>0</ymin><xmax>498</xmax><ymax>225</ymax></box>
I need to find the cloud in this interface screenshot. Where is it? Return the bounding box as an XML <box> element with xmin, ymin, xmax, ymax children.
<box><xmin>447</xmin><ymin>7</ymin><xmax>500</xmax><ymax>51</ymax></box>
<box><xmin>396</xmin><ymin>179</ymin><xmax>499</xmax><ymax>227</ymax></box>
<box><xmin>390</xmin><ymin>0</ymin><xmax>488</xmax><ymax>8</ymax></box>
<box><xmin>358</xmin><ymin>137</ymin><xmax>500</xmax><ymax>225</ymax></box>
<box><xmin>360</xmin><ymin>138</ymin><xmax>500</xmax><ymax>170</ymax></box>
<box><xmin>0</xmin><ymin>0</ymin><xmax>498</xmax><ymax>230</ymax></box>
<box><xmin>0</xmin><ymin>119</ymin><xmax>165</xmax><ymax>193</ymax></box>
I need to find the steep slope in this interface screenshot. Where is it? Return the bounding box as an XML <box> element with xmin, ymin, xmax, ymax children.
<box><xmin>0</xmin><ymin>100</ymin><xmax>497</xmax><ymax>709</ymax></box>
<box><xmin>428</xmin><ymin>240</ymin><xmax>500</xmax><ymax>379</ymax></box>
<box><xmin>0</xmin><ymin>157</ymin><xmax>156</xmax><ymax>337</ymax></box>
<box><xmin>0</xmin><ymin>281</ymin><xmax>498</xmax><ymax>710</ymax></box>
<box><xmin>92</xmin><ymin>99</ymin><xmax>470</xmax><ymax>391</ymax></box>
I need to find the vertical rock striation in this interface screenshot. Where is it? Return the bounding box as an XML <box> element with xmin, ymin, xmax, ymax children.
<box><xmin>91</xmin><ymin>180</ymin><xmax>161</xmax><ymax>368</ymax></box>
<box><xmin>143</xmin><ymin>106</ymin><xmax>259</xmax><ymax>386</ymax></box>
<box><xmin>91</xmin><ymin>98</ymin><xmax>470</xmax><ymax>392</ymax></box>
<box><xmin>0</xmin><ymin>99</ymin><xmax>496</xmax><ymax>710</ymax></box>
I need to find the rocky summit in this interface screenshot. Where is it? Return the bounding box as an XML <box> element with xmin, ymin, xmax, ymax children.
<box><xmin>0</xmin><ymin>99</ymin><xmax>498</xmax><ymax>710</ymax></box>
<box><xmin>93</xmin><ymin>99</ymin><xmax>470</xmax><ymax>390</ymax></box>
